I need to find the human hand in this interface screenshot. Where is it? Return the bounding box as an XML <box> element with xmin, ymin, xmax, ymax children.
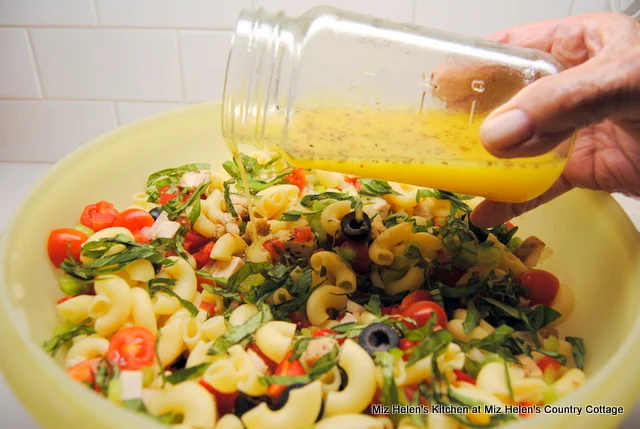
<box><xmin>469</xmin><ymin>12</ymin><xmax>640</xmax><ymax>228</ymax></box>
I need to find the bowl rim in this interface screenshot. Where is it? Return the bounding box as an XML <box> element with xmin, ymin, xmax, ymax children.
<box><xmin>0</xmin><ymin>101</ymin><xmax>639</xmax><ymax>429</ymax></box>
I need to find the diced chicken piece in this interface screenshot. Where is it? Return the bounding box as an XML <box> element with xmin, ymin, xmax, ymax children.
<box><xmin>274</xmin><ymin>229</ymin><xmax>316</xmax><ymax>258</ymax></box>
<box><xmin>370</xmin><ymin>219</ymin><xmax>387</xmax><ymax>240</ymax></box>
<box><xmin>230</xmin><ymin>194</ymin><xmax>250</xmax><ymax>221</ymax></box>
<box><xmin>179</xmin><ymin>171</ymin><xmax>211</xmax><ymax>188</ymax></box>
<box><xmin>302</xmin><ymin>337</ymin><xmax>338</xmax><ymax>366</ymax></box>
<box><xmin>363</xmin><ymin>197</ymin><xmax>391</xmax><ymax>220</ymax></box>
<box><xmin>207</xmin><ymin>256</ymin><xmax>245</xmax><ymax>279</ymax></box>
<box><xmin>512</xmin><ymin>236</ymin><xmax>546</xmax><ymax>267</ymax></box>
<box><xmin>142</xmin><ymin>211</ymin><xmax>181</xmax><ymax>239</ymax></box>
<box><xmin>412</xmin><ymin>200</ymin><xmax>432</xmax><ymax>218</ymax></box>
<box><xmin>120</xmin><ymin>370</ymin><xmax>144</xmax><ymax>401</ymax></box>
<box><xmin>338</xmin><ymin>312</ymin><xmax>358</xmax><ymax>324</ymax></box>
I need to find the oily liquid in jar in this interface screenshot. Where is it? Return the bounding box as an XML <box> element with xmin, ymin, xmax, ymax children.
<box><xmin>266</xmin><ymin>107</ymin><xmax>566</xmax><ymax>203</ymax></box>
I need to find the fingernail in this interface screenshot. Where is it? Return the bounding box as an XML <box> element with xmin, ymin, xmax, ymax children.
<box><xmin>480</xmin><ymin>109</ymin><xmax>534</xmax><ymax>151</ymax></box>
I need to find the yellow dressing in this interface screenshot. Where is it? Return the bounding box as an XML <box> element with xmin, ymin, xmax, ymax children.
<box><xmin>265</xmin><ymin>108</ymin><xmax>569</xmax><ymax>203</ymax></box>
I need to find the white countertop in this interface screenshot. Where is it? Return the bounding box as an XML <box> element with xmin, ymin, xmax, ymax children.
<box><xmin>1</xmin><ymin>160</ymin><xmax>639</xmax><ymax>429</ymax></box>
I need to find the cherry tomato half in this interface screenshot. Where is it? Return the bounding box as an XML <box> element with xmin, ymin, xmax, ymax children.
<box><xmin>401</xmin><ymin>301</ymin><xmax>448</xmax><ymax>328</ymax></box>
<box><xmin>399</xmin><ymin>290</ymin><xmax>431</xmax><ymax>311</ymax></box>
<box><xmin>106</xmin><ymin>327</ymin><xmax>156</xmax><ymax>370</ymax></box>
<box><xmin>184</xmin><ymin>229</ymin><xmax>210</xmax><ymax>252</ymax></box>
<box><xmin>193</xmin><ymin>241</ymin><xmax>216</xmax><ymax>269</ymax></box>
<box><xmin>47</xmin><ymin>228</ymin><xmax>89</xmax><ymax>267</ymax></box>
<box><xmin>113</xmin><ymin>208</ymin><xmax>154</xmax><ymax>235</ymax></box>
<box><xmin>267</xmin><ymin>351</ymin><xmax>306</xmax><ymax>398</ymax></box>
<box><xmin>80</xmin><ymin>201</ymin><xmax>119</xmax><ymax>232</ymax></box>
<box><xmin>519</xmin><ymin>269</ymin><xmax>560</xmax><ymax>306</ymax></box>
<box><xmin>284</xmin><ymin>167</ymin><xmax>306</xmax><ymax>192</ymax></box>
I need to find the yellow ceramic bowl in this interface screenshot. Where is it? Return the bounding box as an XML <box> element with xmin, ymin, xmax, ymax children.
<box><xmin>1</xmin><ymin>102</ymin><xmax>639</xmax><ymax>429</ymax></box>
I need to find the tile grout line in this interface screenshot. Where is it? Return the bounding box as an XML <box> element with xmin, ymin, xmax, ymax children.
<box><xmin>24</xmin><ymin>29</ymin><xmax>45</xmax><ymax>99</ymax></box>
<box><xmin>175</xmin><ymin>30</ymin><xmax>188</xmax><ymax>103</ymax></box>
<box><xmin>0</xmin><ymin>97</ymin><xmax>194</xmax><ymax>104</ymax></box>
<box><xmin>411</xmin><ymin>0</ymin><xmax>418</xmax><ymax>24</ymax></box>
<box><xmin>91</xmin><ymin>0</ymin><xmax>100</xmax><ymax>27</ymax></box>
<box><xmin>0</xmin><ymin>24</ymin><xmax>236</xmax><ymax>32</ymax></box>
<box><xmin>110</xmin><ymin>101</ymin><xmax>120</xmax><ymax>127</ymax></box>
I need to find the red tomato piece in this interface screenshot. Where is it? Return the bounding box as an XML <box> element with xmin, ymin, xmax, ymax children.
<box><xmin>505</xmin><ymin>221</ymin><xmax>515</xmax><ymax>230</ymax></box>
<box><xmin>536</xmin><ymin>355</ymin><xmax>562</xmax><ymax>373</ymax></box>
<box><xmin>284</xmin><ymin>168</ymin><xmax>306</xmax><ymax>192</ymax></box>
<box><xmin>199</xmin><ymin>301</ymin><xmax>217</xmax><ymax>316</ymax></box>
<box><xmin>47</xmin><ymin>228</ymin><xmax>89</xmax><ymax>267</ymax></box>
<box><xmin>263</xmin><ymin>239</ymin><xmax>285</xmax><ymax>261</ymax></box>
<box><xmin>312</xmin><ymin>329</ymin><xmax>338</xmax><ymax>338</ymax></box>
<box><xmin>453</xmin><ymin>369</ymin><xmax>476</xmax><ymax>385</ymax></box>
<box><xmin>400</xmin><ymin>290</ymin><xmax>431</xmax><ymax>311</ymax></box>
<box><xmin>339</xmin><ymin>240</ymin><xmax>371</xmax><ymax>275</ymax></box>
<box><xmin>67</xmin><ymin>360</ymin><xmax>95</xmax><ymax>386</ymax></box>
<box><xmin>519</xmin><ymin>269</ymin><xmax>560</xmax><ymax>306</ymax></box>
<box><xmin>381</xmin><ymin>304</ymin><xmax>401</xmax><ymax>316</ymax></box>
<box><xmin>184</xmin><ymin>230</ymin><xmax>210</xmax><ymax>252</ymax></box>
<box><xmin>518</xmin><ymin>401</ymin><xmax>535</xmax><ymax>417</ymax></box>
<box><xmin>199</xmin><ymin>380</ymin><xmax>238</xmax><ymax>416</ymax></box>
<box><xmin>158</xmin><ymin>185</ymin><xmax>179</xmax><ymax>204</ymax></box>
<box><xmin>193</xmin><ymin>241</ymin><xmax>216</xmax><ymax>269</ymax></box>
<box><xmin>80</xmin><ymin>201</ymin><xmax>119</xmax><ymax>232</ymax></box>
<box><xmin>344</xmin><ymin>176</ymin><xmax>361</xmax><ymax>192</ymax></box>
<box><xmin>399</xmin><ymin>338</ymin><xmax>415</xmax><ymax>351</ymax></box>
<box><xmin>113</xmin><ymin>209</ymin><xmax>154</xmax><ymax>235</ymax></box>
<box><xmin>293</xmin><ymin>226</ymin><xmax>313</xmax><ymax>243</ymax></box>
<box><xmin>313</xmin><ymin>328</ymin><xmax>345</xmax><ymax>345</ymax></box>
<box><xmin>106</xmin><ymin>327</ymin><xmax>156</xmax><ymax>370</ymax></box>
<box><xmin>267</xmin><ymin>351</ymin><xmax>306</xmax><ymax>399</ymax></box>
<box><xmin>401</xmin><ymin>301</ymin><xmax>448</xmax><ymax>329</ymax></box>
<box><xmin>289</xmin><ymin>312</ymin><xmax>311</xmax><ymax>329</ymax></box>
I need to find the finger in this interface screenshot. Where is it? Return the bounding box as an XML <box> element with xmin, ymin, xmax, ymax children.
<box><xmin>470</xmin><ymin>176</ymin><xmax>573</xmax><ymax>228</ymax></box>
<box><xmin>479</xmin><ymin>52</ymin><xmax>640</xmax><ymax>159</ymax></box>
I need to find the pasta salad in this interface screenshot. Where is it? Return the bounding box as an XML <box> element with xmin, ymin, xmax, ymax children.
<box><xmin>44</xmin><ymin>150</ymin><xmax>586</xmax><ymax>429</ymax></box>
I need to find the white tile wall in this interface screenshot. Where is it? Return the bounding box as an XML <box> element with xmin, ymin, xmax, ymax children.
<box><xmin>0</xmin><ymin>0</ymin><xmax>97</xmax><ymax>27</ymax></box>
<box><xmin>0</xmin><ymin>28</ymin><xmax>41</xmax><ymax>98</ymax></box>
<box><xmin>180</xmin><ymin>31</ymin><xmax>232</xmax><ymax>102</ymax></box>
<box><xmin>414</xmin><ymin>0</ymin><xmax>574</xmax><ymax>37</ymax></box>
<box><xmin>30</xmin><ymin>29</ymin><xmax>183</xmax><ymax>101</ymax></box>
<box><xmin>95</xmin><ymin>0</ymin><xmax>251</xmax><ymax>29</ymax></box>
<box><xmin>0</xmin><ymin>0</ymin><xmax>620</xmax><ymax>163</ymax></box>
<box><xmin>0</xmin><ymin>100</ymin><xmax>116</xmax><ymax>162</ymax></box>
<box><xmin>115</xmin><ymin>102</ymin><xmax>188</xmax><ymax>125</ymax></box>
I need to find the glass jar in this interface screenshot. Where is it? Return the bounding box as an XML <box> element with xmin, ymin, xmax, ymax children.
<box><xmin>221</xmin><ymin>6</ymin><xmax>574</xmax><ymax>203</ymax></box>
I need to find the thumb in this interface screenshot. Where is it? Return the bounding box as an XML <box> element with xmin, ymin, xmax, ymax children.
<box><xmin>480</xmin><ymin>56</ymin><xmax>629</xmax><ymax>158</ymax></box>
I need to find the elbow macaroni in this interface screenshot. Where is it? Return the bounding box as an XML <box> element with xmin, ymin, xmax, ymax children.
<box><xmin>310</xmin><ymin>251</ymin><xmax>357</xmax><ymax>292</ymax></box>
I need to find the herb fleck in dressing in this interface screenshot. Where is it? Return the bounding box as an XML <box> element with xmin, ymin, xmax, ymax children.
<box><xmin>265</xmin><ymin>108</ymin><xmax>567</xmax><ymax>203</ymax></box>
